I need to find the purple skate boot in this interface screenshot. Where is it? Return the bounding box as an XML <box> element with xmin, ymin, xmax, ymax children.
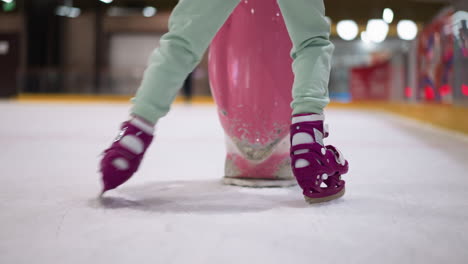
<box><xmin>100</xmin><ymin>117</ymin><xmax>154</xmax><ymax>194</ymax></box>
<box><xmin>290</xmin><ymin>113</ymin><xmax>349</xmax><ymax>203</ymax></box>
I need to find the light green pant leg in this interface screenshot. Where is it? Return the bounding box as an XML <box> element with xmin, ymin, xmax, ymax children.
<box><xmin>131</xmin><ymin>0</ymin><xmax>241</xmax><ymax>124</ymax></box>
<box><xmin>277</xmin><ymin>0</ymin><xmax>334</xmax><ymax>115</ymax></box>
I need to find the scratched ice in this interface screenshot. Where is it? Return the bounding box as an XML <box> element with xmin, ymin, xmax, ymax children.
<box><xmin>0</xmin><ymin>101</ymin><xmax>467</xmax><ymax>264</ymax></box>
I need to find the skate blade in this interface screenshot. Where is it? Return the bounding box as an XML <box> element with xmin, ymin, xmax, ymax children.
<box><xmin>223</xmin><ymin>177</ymin><xmax>297</xmax><ymax>188</ymax></box>
<box><xmin>304</xmin><ymin>188</ymin><xmax>345</xmax><ymax>204</ymax></box>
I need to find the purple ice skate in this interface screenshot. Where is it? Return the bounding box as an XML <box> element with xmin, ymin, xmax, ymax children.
<box><xmin>100</xmin><ymin>118</ymin><xmax>154</xmax><ymax>194</ymax></box>
<box><xmin>290</xmin><ymin>113</ymin><xmax>349</xmax><ymax>203</ymax></box>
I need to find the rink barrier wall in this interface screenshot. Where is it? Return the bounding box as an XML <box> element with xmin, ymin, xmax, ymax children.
<box><xmin>329</xmin><ymin>101</ymin><xmax>468</xmax><ymax>135</ymax></box>
<box><xmin>10</xmin><ymin>94</ymin><xmax>468</xmax><ymax>135</ymax></box>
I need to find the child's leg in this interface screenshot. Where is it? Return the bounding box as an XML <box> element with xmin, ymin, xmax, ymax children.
<box><xmin>277</xmin><ymin>0</ymin><xmax>348</xmax><ymax>203</ymax></box>
<box><xmin>277</xmin><ymin>0</ymin><xmax>334</xmax><ymax>115</ymax></box>
<box><xmin>132</xmin><ymin>0</ymin><xmax>241</xmax><ymax>124</ymax></box>
<box><xmin>101</xmin><ymin>0</ymin><xmax>241</xmax><ymax>193</ymax></box>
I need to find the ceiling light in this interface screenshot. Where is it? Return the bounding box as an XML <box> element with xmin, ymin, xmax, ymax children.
<box><xmin>55</xmin><ymin>6</ymin><xmax>70</xmax><ymax>16</ymax></box>
<box><xmin>360</xmin><ymin>31</ymin><xmax>371</xmax><ymax>44</ymax></box>
<box><xmin>55</xmin><ymin>5</ymin><xmax>81</xmax><ymax>18</ymax></box>
<box><xmin>68</xmin><ymin>7</ymin><xmax>81</xmax><ymax>18</ymax></box>
<box><xmin>397</xmin><ymin>20</ymin><xmax>418</xmax><ymax>40</ymax></box>
<box><xmin>383</xmin><ymin>8</ymin><xmax>394</xmax><ymax>24</ymax></box>
<box><xmin>366</xmin><ymin>19</ymin><xmax>389</xmax><ymax>43</ymax></box>
<box><xmin>0</xmin><ymin>41</ymin><xmax>9</xmax><ymax>55</ymax></box>
<box><xmin>142</xmin><ymin>6</ymin><xmax>157</xmax><ymax>17</ymax></box>
<box><xmin>337</xmin><ymin>20</ymin><xmax>359</xmax><ymax>41</ymax></box>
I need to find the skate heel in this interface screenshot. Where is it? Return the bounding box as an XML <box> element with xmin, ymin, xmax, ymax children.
<box><xmin>304</xmin><ymin>187</ymin><xmax>345</xmax><ymax>204</ymax></box>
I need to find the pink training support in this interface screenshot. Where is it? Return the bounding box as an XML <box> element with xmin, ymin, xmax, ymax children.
<box><xmin>209</xmin><ymin>0</ymin><xmax>294</xmax><ymax>184</ymax></box>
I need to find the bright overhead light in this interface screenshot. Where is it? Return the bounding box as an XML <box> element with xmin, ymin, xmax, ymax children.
<box><xmin>337</xmin><ymin>20</ymin><xmax>359</xmax><ymax>41</ymax></box>
<box><xmin>360</xmin><ymin>31</ymin><xmax>371</xmax><ymax>44</ymax></box>
<box><xmin>55</xmin><ymin>6</ymin><xmax>70</xmax><ymax>16</ymax></box>
<box><xmin>68</xmin><ymin>7</ymin><xmax>81</xmax><ymax>18</ymax></box>
<box><xmin>366</xmin><ymin>19</ymin><xmax>389</xmax><ymax>43</ymax></box>
<box><xmin>397</xmin><ymin>20</ymin><xmax>418</xmax><ymax>40</ymax></box>
<box><xmin>55</xmin><ymin>5</ymin><xmax>81</xmax><ymax>18</ymax></box>
<box><xmin>383</xmin><ymin>8</ymin><xmax>394</xmax><ymax>24</ymax></box>
<box><xmin>100</xmin><ymin>0</ymin><xmax>113</xmax><ymax>4</ymax></box>
<box><xmin>142</xmin><ymin>6</ymin><xmax>157</xmax><ymax>17</ymax></box>
<box><xmin>0</xmin><ymin>41</ymin><xmax>9</xmax><ymax>55</ymax></box>
<box><xmin>2</xmin><ymin>0</ymin><xmax>13</xmax><ymax>3</ymax></box>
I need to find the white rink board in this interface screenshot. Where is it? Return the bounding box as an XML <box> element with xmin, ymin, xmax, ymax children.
<box><xmin>0</xmin><ymin>101</ymin><xmax>467</xmax><ymax>264</ymax></box>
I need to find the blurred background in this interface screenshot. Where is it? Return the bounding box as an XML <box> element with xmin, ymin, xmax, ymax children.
<box><xmin>0</xmin><ymin>0</ymin><xmax>467</xmax><ymax>106</ymax></box>
<box><xmin>1</xmin><ymin>2</ymin><xmax>468</xmax><ymax>262</ymax></box>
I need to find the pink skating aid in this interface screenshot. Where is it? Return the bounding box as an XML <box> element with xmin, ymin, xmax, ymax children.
<box><xmin>209</xmin><ymin>0</ymin><xmax>295</xmax><ymax>187</ymax></box>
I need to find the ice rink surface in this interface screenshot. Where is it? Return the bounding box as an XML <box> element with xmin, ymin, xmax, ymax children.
<box><xmin>1</xmin><ymin>101</ymin><xmax>467</xmax><ymax>264</ymax></box>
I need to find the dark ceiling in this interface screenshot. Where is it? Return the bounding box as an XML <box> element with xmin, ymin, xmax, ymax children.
<box><xmin>83</xmin><ymin>0</ymin><xmax>451</xmax><ymax>23</ymax></box>
<box><xmin>7</xmin><ymin>0</ymin><xmax>455</xmax><ymax>24</ymax></box>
